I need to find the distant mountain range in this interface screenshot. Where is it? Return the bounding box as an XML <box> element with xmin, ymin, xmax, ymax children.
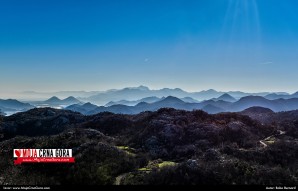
<box><xmin>2</xmin><ymin>86</ymin><xmax>298</xmax><ymax>116</ymax></box>
<box><xmin>19</xmin><ymin>86</ymin><xmax>294</xmax><ymax>105</ymax></box>
<box><xmin>43</xmin><ymin>96</ymin><xmax>82</xmax><ymax>105</ymax></box>
<box><xmin>86</xmin><ymin>86</ymin><xmax>281</xmax><ymax>105</ymax></box>
<box><xmin>29</xmin><ymin>96</ymin><xmax>82</xmax><ymax>107</ymax></box>
<box><xmin>66</xmin><ymin>102</ymin><xmax>99</xmax><ymax>114</ymax></box>
<box><xmin>265</xmin><ymin>92</ymin><xmax>298</xmax><ymax>100</ymax></box>
<box><xmin>105</xmin><ymin>96</ymin><xmax>162</xmax><ymax>107</ymax></box>
<box><xmin>21</xmin><ymin>90</ymin><xmax>101</xmax><ymax>100</ymax></box>
<box><xmin>66</xmin><ymin>94</ymin><xmax>298</xmax><ymax>115</ymax></box>
<box><xmin>0</xmin><ymin>99</ymin><xmax>34</xmax><ymax>115</ymax></box>
<box><xmin>105</xmin><ymin>96</ymin><xmax>199</xmax><ymax>107</ymax></box>
<box><xmin>0</xmin><ymin>96</ymin><xmax>82</xmax><ymax>116</ymax></box>
<box><xmin>67</xmin><ymin>96</ymin><xmax>230</xmax><ymax>115</ymax></box>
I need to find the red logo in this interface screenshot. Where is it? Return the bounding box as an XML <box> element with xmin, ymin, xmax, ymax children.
<box><xmin>14</xmin><ymin>149</ymin><xmax>21</xmax><ymax>157</ymax></box>
<box><xmin>13</xmin><ymin>149</ymin><xmax>75</xmax><ymax>165</ymax></box>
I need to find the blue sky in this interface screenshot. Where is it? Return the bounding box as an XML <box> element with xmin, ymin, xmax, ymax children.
<box><xmin>0</xmin><ymin>0</ymin><xmax>298</xmax><ymax>95</ymax></box>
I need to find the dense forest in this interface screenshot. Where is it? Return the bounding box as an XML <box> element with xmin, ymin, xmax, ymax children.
<box><xmin>0</xmin><ymin>107</ymin><xmax>297</xmax><ymax>185</ymax></box>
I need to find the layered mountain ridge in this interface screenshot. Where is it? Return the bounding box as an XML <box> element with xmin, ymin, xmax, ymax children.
<box><xmin>66</xmin><ymin>95</ymin><xmax>298</xmax><ymax>115</ymax></box>
<box><xmin>3</xmin><ymin>89</ymin><xmax>298</xmax><ymax>116</ymax></box>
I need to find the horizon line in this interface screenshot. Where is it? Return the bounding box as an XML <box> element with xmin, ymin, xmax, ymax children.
<box><xmin>2</xmin><ymin>85</ymin><xmax>297</xmax><ymax>95</ymax></box>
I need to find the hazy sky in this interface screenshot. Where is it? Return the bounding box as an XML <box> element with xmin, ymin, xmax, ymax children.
<box><xmin>1</xmin><ymin>0</ymin><xmax>298</xmax><ymax>94</ymax></box>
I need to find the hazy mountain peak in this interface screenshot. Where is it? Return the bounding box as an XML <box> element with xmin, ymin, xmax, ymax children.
<box><xmin>64</xmin><ymin>96</ymin><xmax>76</xmax><ymax>99</ymax></box>
<box><xmin>124</xmin><ymin>86</ymin><xmax>150</xmax><ymax>91</ymax></box>
<box><xmin>0</xmin><ymin>99</ymin><xmax>24</xmax><ymax>104</ymax></box>
<box><xmin>83</xmin><ymin>102</ymin><xmax>95</xmax><ymax>107</ymax></box>
<box><xmin>43</xmin><ymin>96</ymin><xmax>81</xmax><ymax>106</ymax></box>
<box><xmin>137</xmin><ymin>85</ymin><xmax>150</xmax><ymax>91</ymax></box>
<box><xmin>216</xmin><ymin>93</ymin><xmax>236</xmax><ymax>102</ymax></box>
<box><xmin>204</xmin><ymin>89</ymin><xmax>218</xmax><ymax>93</ymax></box>
<box><xmin>267</xmin><ymin>93</ymin><xmax>278</xmax><ymax>96</ymax></box>
<box><xmin>105</xmin><ymin>101</ymin><xmax>116</xmax><ymax>107</ymax></box>
<box><xmin>239</xmin><ymin>96</ymin><xmax>267</xmax><ymax>102</ymax></box>
<box><xmin>219</xmin><ymin>93</ymin><xmax>233</xmax><ymax>98</ymax></box>
<box><xmin>181</xmin><ymin>97</ymin><xmax>199</xmax><ymax>103</ymax></box>
<box><xmin>63</xmin><ymin>96</ymin><xmax>79</xmax><ymax>101</ymax></box>
<box><xmin>160</xmin><ymin>96</ymin><xmax>185</xmax><ymax>104</ymax></box>
<box><xmin>242</xmin><ymin>106</ymin><xmax>274</xmax><ymax>114</ymax></box>
<box><xmin>202</xmin><ymin>104</ymin><xmax>225</xmax><ymax>114</ymax></box>
<box><xmin>46</xmin><ymin>96</ymin><xmax>61</xmax><ymax>102</ymax></box>
<box><xmin>82</xmin><ymin>102</ymin><xmax>98</xmax><ymax>109</ymax></box>
<box><xmin>135</xmin><ymin>101</ymin><xmax>149</xmax><ymax>107</ymax></box>
<box><xmin>158</xmin><ymin>88</ymin><xmax>186</xmax><ymax>94</ymax></box>
<box><xmin>174</xmin><ymin>88</ymin><xmax>184</xmax><ymax>91</ymax></box>
<box><xmin>0</xmin><ymin>99</ymin><xmax>34</xmax><ymax>114</ymax></box>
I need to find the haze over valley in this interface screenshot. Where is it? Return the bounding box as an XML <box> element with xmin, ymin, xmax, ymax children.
<box><xmin>1</xmin><ymin>86</ymin><xmax>298</xmax><ymax>117</ymax></box>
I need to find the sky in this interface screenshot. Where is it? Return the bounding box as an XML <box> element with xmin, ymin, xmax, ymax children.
<box><xmin>1</xmin><ymin>0</ymin><xmax>298</xmax><ymax>96</ymax></box>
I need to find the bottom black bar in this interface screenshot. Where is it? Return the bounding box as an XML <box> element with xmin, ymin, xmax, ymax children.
<box><xmin>1</xmin><ymin>185</ymin><xmax>297</xmax><ymax>191</ymax></box>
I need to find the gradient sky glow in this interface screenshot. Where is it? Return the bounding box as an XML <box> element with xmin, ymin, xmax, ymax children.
<box><xmin>1</xmin><ymin>0</ymin><xmax>298</xmax><ymax>95</ymax></box>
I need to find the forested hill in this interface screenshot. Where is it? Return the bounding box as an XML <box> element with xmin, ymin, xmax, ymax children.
<box><xmin>0</xmin><ymin>108</ymin><xmax>297</xmax><ymax>185</ymax></box>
